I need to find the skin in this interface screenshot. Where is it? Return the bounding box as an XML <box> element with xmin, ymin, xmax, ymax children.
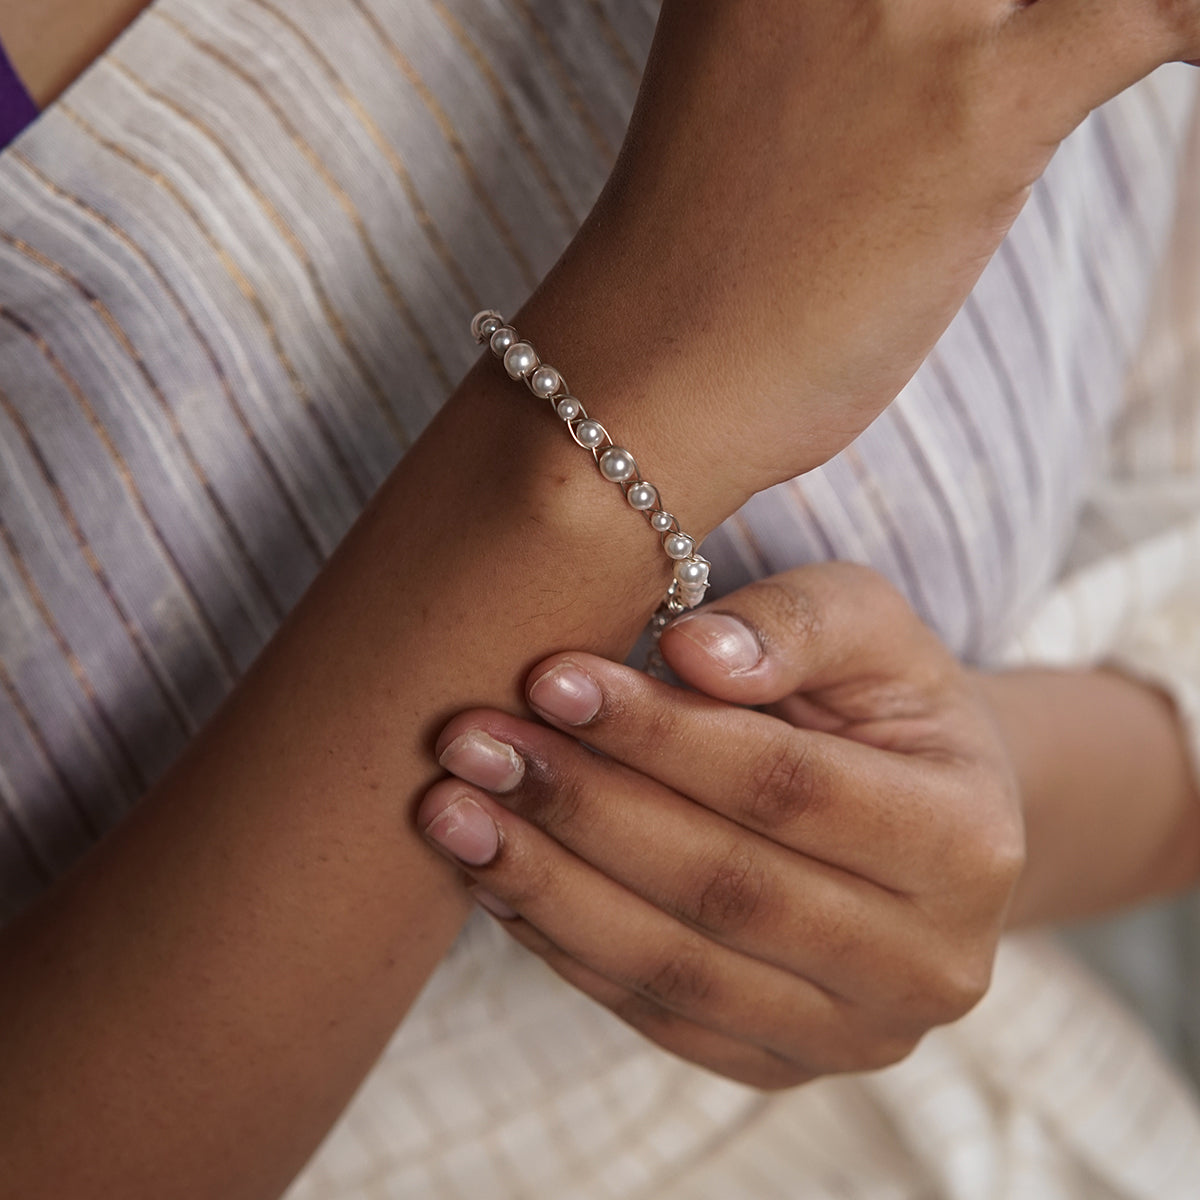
<box><xmin>0</xmin><ymin>0</ymin><xmax>151</xmax><ymax>104</ymax></box>
<box><xmin>1</xmin><ymin>0</ymin><xmax>1199</xmax><ymax>1194</ymax></box>
<box><xmin>427</xmin><ymin>566</ymin><xmax>1200</xmax><ymax>1089</ymax></box>
<box><xmin>981</xmin><ymin>666</ymin><xmax>1200</xmax><ymax>924</ymax></box>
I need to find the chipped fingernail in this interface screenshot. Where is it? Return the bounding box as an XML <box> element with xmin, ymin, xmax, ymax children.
<box><xmin>438</xmin><ymin>729</ymin><xmax>525</xmax><ymax>793</ymax></box>
<box><xmin>423</xmin><ymin>796</ymin><xmax>500</xmax><ymax>866</ymax></box>
<box><xmin>670</xmin><ymin>612</ymin><xmax>762</xmax><ymax>673</ymax></box>
<box><xmin>473</xmin><ymin>889</ymin><xmax>518</xmax><ymax>920</ymax></box>
<box><xmin>528</xmin><ymin>663</ymin><xmax>602</xmax><ymax>726</ymax></box>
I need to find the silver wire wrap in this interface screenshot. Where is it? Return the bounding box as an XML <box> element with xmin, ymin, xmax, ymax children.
<box><xmin>472</xmin><ymin>310</ymin><xmax>711</xmax><ymax>671</ymax></box>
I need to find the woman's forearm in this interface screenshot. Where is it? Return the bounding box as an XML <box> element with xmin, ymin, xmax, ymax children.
<box><xmin>0</xmin><ymin>266</ymin><xmax>758</xmax><ymax>1199</ymax></box>
<box><xmin>978</xmin><ymin>668</ymin><xmax>1200</xmax><ymax>927</ymax></box>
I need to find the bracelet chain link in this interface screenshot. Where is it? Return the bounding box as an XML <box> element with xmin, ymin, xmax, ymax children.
<box><xmin>472</xmin><ymin>310</ymin><xmax>711</xmax><ymax>671</ymax></box>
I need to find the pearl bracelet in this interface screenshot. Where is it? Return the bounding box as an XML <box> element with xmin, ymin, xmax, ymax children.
<box><xmin>472</xmin><ymin>310</ymin><xmax>711</xmax><ymax>641</ymax></box>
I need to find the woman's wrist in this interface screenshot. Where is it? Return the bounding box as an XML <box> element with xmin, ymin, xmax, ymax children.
<box><xmin>975</xmin><ymin>667</ymin><xmax>1200</xmax><ymax>927</ymax></box>
<box><xmin>438</xmin><ymin>253</ymin><xmax>778</xmax><ymax>573</ymax></box>
<box><xmin>496</xmin><ymin>210</ymin><xmax>854</xmax><ymax>539</ymax></box>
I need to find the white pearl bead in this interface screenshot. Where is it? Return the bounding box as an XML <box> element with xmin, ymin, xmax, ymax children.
<box><xmin>504</xmin><ymin>342</ymin><xmax>538</xmax><ymax>379</ymax></box>
<box><xmin>573</xmin><ymin>419</ymin><xmax>605</xmax><ymax>448</ymax></box>
<box><xmin>490</xmin><ymin>326</ymin><xmax>517</xmax><ymax>355</ymax></box>
<box><xmin>530</xmin><ymin>365</ymin><xmax>561</xmax><ymax>397</ymax></box>
<box><xmin>555</xmin><ymin>397</ymin><xmax>581</xmax><ymax>421</ymax></box>
<box><xmin>599</xmin><ymin>447</ymin><xmax>636</xmax><ymax>483</ymax></box>
<box><xmin>650</xmin><ymin>511</ymin><xmax>674</xmax><ymax>533</ymax></box>
<box><xmin>472</xmin><ymin>310</ymin><xmax>501</xmax><ymax>340</ymax></box>
<box><xmin>627</xmin><ymin>482</ymin><xmax>658</xmax><ymax>511</ymax></box>
<box><xmin>675</xmin><ymin>558</ymin><xmax>710</xmax><ymax>586</ymax></box>
<box><xmin>664</xmin><ymin>533</ymin><xmax>694</xmax><ymax>560</ymax></box>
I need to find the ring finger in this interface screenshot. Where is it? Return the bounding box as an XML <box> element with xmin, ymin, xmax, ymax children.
<box><xmin>427</xmin><ymin>718</ymin><xmax>948</xmax><ymax>1011</ymax></box>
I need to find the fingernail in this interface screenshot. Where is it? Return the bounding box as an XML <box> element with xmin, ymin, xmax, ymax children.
<box><xmin>670</xmin><ymin>612</ymin><xmax>762</xmax><ymax>673</ymax></box>
<box><xmin>423</xmin><ymin>796</ymin><xmax>500</xmax><ymax>865</ymax></box>
<box><xmin>438</xmin><ymin>730</ymin><xmax>525</xmax><ymax>793</ymax></box>
<box><xmin>528</xmin><ymin>663</ymin><xmax>602</xmax><ymax>725</ymax></box>
<box><xmin>473</xmin><ymin>889</ymin><xmax>518</xmax><ymax>920</ymax></box>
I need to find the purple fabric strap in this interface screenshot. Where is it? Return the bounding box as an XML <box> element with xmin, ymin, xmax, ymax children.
<box><xmin>0</xmin><ymin>38</ymin><xmax>37</xmax><ymax>150</ymax></box>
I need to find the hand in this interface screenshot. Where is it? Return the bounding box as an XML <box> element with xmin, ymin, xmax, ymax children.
<box><xmin>418</xmin><ymin>565</ymin><xmax>1025</xmax><ymax>1088</ymax></box>
<box><xmin>515</xmin><ymin>0</ymin><xmax>1200</xmax><ymax>508</ymax></box>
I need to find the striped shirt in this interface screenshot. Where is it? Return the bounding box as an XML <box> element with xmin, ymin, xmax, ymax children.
<box><xmin>2</xmin><ymin>2</ymin><xmax>1200</xmax><ymax>1196</ymax></box>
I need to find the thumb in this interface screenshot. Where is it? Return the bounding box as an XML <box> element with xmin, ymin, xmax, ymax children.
<box><xmin>660</xmin><ymin>562</ymin><xmax>950</xmax><ymax>709</ymax></box>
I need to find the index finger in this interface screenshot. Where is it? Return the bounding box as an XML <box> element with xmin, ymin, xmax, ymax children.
<box><xmin>513</xmin><ymin>654</ymin><xmax>978</xmax><ymax>893</ymax></box>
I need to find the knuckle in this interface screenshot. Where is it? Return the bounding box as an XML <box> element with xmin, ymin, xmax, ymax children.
<box><xmin>856</xmin><ymin>1032</ymin><xmax>922</xmax><ymax>1074</ymax></box>
<box><xmin>684</xmin><ymin>843</ymin><xmax>770</xmax><ymax>936</ymax></box>
<box><xmin>931</xmin><ymin>957</ymin><xmax>994</xmax><ymax>1022</ymax></box>
<box><xmin>510</xmin><ymin>760</ymin><xmax>587</xmax><ymax>834</ymax></box>
<box><xmin>811</xmin><ymin>1004</ymin><xmax>922</xmax><ymax>1076</ymax></box>
<box><xmin>876</xmin><ymin>934</ymin><xmax>997</xmax><ymax>1031</ymax></box>
<box><xmin>611</xmin><ymin>988</ymin><xmax>674</xmax><ymax>1031</ymax></box>
<box><xmin>975</xmin><ymin>818</ymin><xmax>1026</xmax><ymax>899</ymax></box>
<box><xmin>742</xmin><ymin>733</ymin><xmax>818</xmax><ymax>830</ymax></box>
<box><xmin>908</xmin><ymin>949</ymin><xmax>994</xmax><ymax>1025</ymax></box>
<box><xmin>491</xmin><ymin>840</ymin><xmax>559</xmax><ymax>910</ymax></box>
<box><xmin>636</xmin><ymin>943</ymin><xmax>717</xmax><ymax>1013</ymax></box>
<box><xmin>750</xmin><ymin>575</ymin><xmax>823</xmax><ymax>655</ymax></box>
<box><xmin>941</xmin><ymin>774</ymin><xmax>1026</xmax><ymax>905</ymax></box>
<box><xmin>615</xmin><ymin>693</ymin><xmax>680</xmax><ymax>764</ymax></box>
